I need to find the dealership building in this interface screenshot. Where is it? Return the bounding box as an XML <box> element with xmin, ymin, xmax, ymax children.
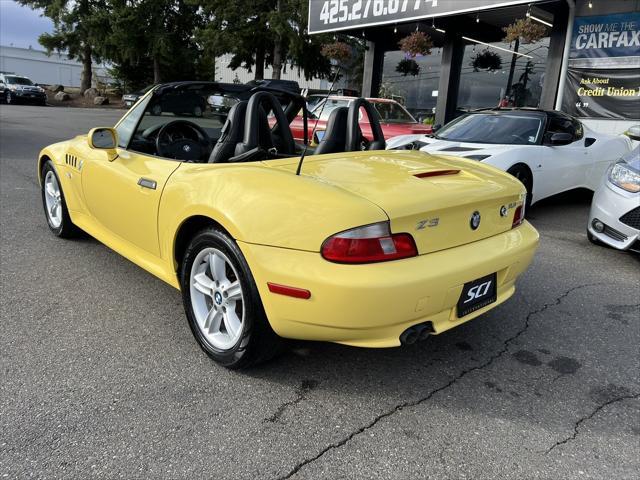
<box><xmin>309</xmin><ymin>0</ymin><xmax>640</xmax><ymax>134</ymax></box>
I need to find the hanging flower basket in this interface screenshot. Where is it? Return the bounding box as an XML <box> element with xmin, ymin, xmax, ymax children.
<box><xmin>503</xmin><ymin>18</ymin><xmax>548</xmax><ymax>44</ymax></box>
<box><xmin>320</xmin><ymin>41</ymin><xmax>352</xmax><ymax>63</ymax></box>
<box><xmin>471</xmin><ymin>50</ymin><xmax>502</xmax><ymax>71</ymax></box>
<box><xmin>398</xmin><ymin>31</ymin><xmax>433</xmax><ymax>57</ymax></box>
<box><xmin>395</xmin><ymin>58</ymin><xmax>421</xmax><ymax>76</ymax></box>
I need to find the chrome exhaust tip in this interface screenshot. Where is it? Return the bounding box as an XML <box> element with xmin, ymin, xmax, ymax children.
<box><xmin>400</xmin><ymin>322</ymin><xmax>434</xmax><ymax>345</ymax></box>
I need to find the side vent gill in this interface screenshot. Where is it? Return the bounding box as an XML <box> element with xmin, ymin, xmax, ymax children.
<box><xmin>65</xmin><ymin>153</ymin><xmax>79</xmax><ymax>169</ymax></box>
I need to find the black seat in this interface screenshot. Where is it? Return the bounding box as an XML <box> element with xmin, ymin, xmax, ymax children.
<box><xmin>209</xmin><ymin>92</ymin><xmax>295</xmax><ymax>163</ymax></box>
<box><xmin>240</xmin><ymin>91</ymin><xmax>295</xmax><ymax>156</ymax></box>
<box><xmin>208</xmin><ymin>101</ymin><xmax>248</xmax><ymax>163</ymax></box>
<box><xmin>314</xmin><ymin>107</ymin><xmax>348</xmax><ymax>155</ymax></box>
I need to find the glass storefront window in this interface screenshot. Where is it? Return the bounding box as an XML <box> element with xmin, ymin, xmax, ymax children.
<box><xmin>380</xmin><ymin>49</ymin><xmax>443</xmax><ymax>122</ymax></box>
<box><xmin>457</xmin><ymin>37</ymin><xmax>550</xmax><ymax>112</ymax></box>
<box><xmin>380</xmin><ymin>34</ymin><xmax>550</xmax><ymax>122</ymax></box>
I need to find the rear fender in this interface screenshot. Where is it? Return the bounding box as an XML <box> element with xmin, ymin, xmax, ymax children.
<box><xmin>158</xmin><ymin>163</ymin><xmax>388</xmax><ymax>271</ymax></box>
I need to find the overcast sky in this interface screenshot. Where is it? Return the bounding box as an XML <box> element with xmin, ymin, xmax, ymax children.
<box><xmin>0</xmin><ymin>0</ymin><xmax>53</xmax><ymax>49</ymax></box>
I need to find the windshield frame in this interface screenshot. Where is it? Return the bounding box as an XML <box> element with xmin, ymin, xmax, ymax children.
<box><xmin>434</xmin><ymin>111</ymin><xmax>547</xmax><ymax>146</ymax></box>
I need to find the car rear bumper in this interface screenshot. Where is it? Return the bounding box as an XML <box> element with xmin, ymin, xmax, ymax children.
<box><xmin>238</xmin><ymin>221</ymin><xmax>539</xmax><ymax>348</ymax></box>
<box><xmin>588</xmin><ymin>182</ymin><xmax>640</xmax><ymax>250</ymax></box>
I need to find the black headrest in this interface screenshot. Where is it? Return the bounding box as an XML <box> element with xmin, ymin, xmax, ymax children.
<box><xmin>242</xmin><ymin>92</ymin><xmax>295</xmax><ymax>155</ymax></box>
<box><xmin>314</xmin><ymin>107</ymin><xmax>348</xmax><ymax>155</ymax></box>
<box><xmin>208</xmin><ymin>101</ymin><xmax>248</xmax><ymax>163</ymax></box>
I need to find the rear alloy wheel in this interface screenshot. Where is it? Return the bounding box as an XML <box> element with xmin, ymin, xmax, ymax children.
<box><xmin>507</xmin><ymin>164</ymin><xmax>533</xmax><ymax>212</ymax></box>
<box><xmin>180</xmin><ymin>228</ymin><xmax>283</xmax><ymax>368</ymax></box>
<box><xmin>41</xmin><ymin>161</ymin><xmax>80</xmax><ymax>238</ymax></box>
<box><xmin>190</xmin><ymin>248</ymin><xmax>245</xmax><ymax>351</ymax></box>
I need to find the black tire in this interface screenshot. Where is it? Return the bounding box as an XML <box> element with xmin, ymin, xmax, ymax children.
<box><xmin>507</xmin><ymin>164</ymin><xmax>533</xmax><ymax>212</ymax></box>
<box><xmin>180</xmin><ymin>227</ymin><xmax>283</xmax><ymax>369</ymax></box>
<box><xmin>40</xmin><ymin>160</ymin><xmax>80</xmax><ymax>238</ymax></box>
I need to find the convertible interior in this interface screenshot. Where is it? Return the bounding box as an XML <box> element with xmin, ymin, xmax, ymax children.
<box><xmin>126</xmin><ymin>83</ymin><xmax>387</xmax><ymax>164</ymax></box>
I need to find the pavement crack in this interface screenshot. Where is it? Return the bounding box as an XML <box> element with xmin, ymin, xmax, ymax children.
<box><xmin>276</xmin><ymin>283</ymin><xmax>601</xmax><ymax>479</ymax></box>
<box><xmin>545</xmin><ymin>393</ymin><xmax>640</xmax><ymax>454</ymax></box>
<box><xmin>264</xmin><ymin>379</ymin><xmax>318</xmax><ymax>424</ymax></box>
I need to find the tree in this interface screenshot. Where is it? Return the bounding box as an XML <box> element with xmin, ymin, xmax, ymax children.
<box><xmin>194</xmin><ymin>0</ymin><xmax>333</xmax><ymax>81</ymax></box>
<box><xmin>18</xmin><ymin>0</ymin><xmax>109</xmax><ymax>93</ymax></box>
<box><xmin>105</xmin><ymin>0</ymin><xmax>206</xmax><ymax>86</ymax></box>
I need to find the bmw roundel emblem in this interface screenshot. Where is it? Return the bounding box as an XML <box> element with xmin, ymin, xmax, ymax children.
<box><xmin>214</xmin><ymin>291</ymin><xmax>223</xmax><ymax>305</ymax></box>
<box><xmin>470</xmin><ymin>211</ymin><xmax>481</xmax><ymax>230</ymax></box>
<box><xmin>500</xmin><ymin>205</ymin><xmax>508</xmax><ymax>217</ymax></box>
<box><xmin>183</xmin><ymin>144</ymin><xmax>191</xmax><ymax>152</ymax></box>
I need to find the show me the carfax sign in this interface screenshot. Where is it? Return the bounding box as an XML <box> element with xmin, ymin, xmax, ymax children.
<box><xmin>308</xmin><ymin>0</ymin><xmax>543</xmax><ymax>34</ymax></box>
<box><xmin>563</xmin><ymin>12</ymin><xmax>640</xmax><ymax>119</ymax></box>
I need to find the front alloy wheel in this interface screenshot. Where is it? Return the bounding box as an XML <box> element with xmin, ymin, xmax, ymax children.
<box><xmin>43</xmin><ymin>170</ymin><xmax>63</xmax><ymax>228</ymax></box>
<box><xmin>6</xmin><ymin>92</ymin><xmax>13</xmax><ymax>104</ymax></box>
<box><xmin>40</xmin><ymin>160</ymin><xmax>80</xmax><ymax>238</ymax></box>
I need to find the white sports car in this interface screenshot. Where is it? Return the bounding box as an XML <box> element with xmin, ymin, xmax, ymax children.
<box><xmin>387</xmin><ymin>109</ymin><xmax>633</xmax><ymax>208</ymax></box>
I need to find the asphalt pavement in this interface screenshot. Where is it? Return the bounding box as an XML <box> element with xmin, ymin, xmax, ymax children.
<box><xmin>1</xmin><ymin>105</ymin><xmax>638</xmax><ymax>479</ymax></box>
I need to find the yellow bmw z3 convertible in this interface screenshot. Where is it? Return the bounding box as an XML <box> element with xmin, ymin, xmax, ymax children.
<box><xmin>38</xmin><ymin>82</ymin><xmax>539</xmax><ymax>368</ymax></box>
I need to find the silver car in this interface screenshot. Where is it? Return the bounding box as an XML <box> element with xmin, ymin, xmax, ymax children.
<box><xmin>588</xmin><ymin>127</ymin><xmax>640</xmax><ymax>251</ymax></box>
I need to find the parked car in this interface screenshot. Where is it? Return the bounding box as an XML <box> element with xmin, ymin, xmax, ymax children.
<box><xmin>289</xmin><ymin>95</ymin><xmax>433</xmax><ymax>144</ymax></box>
<box><xmin>246</xmin><ymin>79</ymin><xmax>300</xmax><ymax>94</ymax></box>
<box><xmin>122</xmin><ymin>84</ymin><xmax>156</xmax><ymax>108</ymax></box>
<box><xmin>0</xmin><ymin>73</ymin><xmax>47</xmax><ymax>105</ymax></box>
<box><xmin>587</xmin><ymin>126</ymin><xmax>640</xmax><ymax>252</ymax></box>
<box><xmin>387</xmin><ymin>108</ymin><xmax>633</xmax><ymax>208</ymax></box>
<box><xmin>36</xmin><ymin>81</ymin><xmax>538</xmax><ymax>368</ymax></box>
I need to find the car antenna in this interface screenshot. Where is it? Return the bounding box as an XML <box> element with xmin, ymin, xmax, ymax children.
<box><xmin>296</xmin><ymin>66</ymin><xmax>341</xmax><ymax>176</ymax></box>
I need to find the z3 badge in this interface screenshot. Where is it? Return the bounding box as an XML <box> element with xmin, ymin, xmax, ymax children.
<box><xmin>416</xmin><ymin>218</ymin><xmax>439</xmax><ymax>230</ymax></box>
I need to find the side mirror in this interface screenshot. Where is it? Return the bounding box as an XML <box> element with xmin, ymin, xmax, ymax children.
<box><xmin>625</xmin><ymin>125</ymin><xmax>640</xmax><ymax>142</ymax></box>
<box><xmin>432</xmin><ymin>124</ymin><xmax>442</xmax><ymax>132</ymax></box>
<box><xmin>87</xmin><ymin>127</ymin><xmax>118</xmax><ymax>161</ymax></box>
<box><xmin>547</xmin><ymin>132</ymin><xmax>573</xmax><ymax>146</ymax></box>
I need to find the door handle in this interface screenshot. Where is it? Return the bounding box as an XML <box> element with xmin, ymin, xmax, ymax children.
<box><xmin>137</xmin><ymin>178</ymin><xmax>157</xmax><ymax>190</ymax></box>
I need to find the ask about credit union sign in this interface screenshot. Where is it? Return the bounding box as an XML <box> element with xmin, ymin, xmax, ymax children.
<box><xmin>307</xmin><ymin>0</ymin><xmax>543</xmax><ymax>34</ymax></box>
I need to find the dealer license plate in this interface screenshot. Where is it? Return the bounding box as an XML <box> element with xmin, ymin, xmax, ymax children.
<box><xmin>457</xmin><ymin>273</ymin><xmax>497</xmax><ymax>317</ymax></box>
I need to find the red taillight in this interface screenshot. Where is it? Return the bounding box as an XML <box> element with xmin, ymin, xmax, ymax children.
<box><xmin>512</xmin><ymin>204</ymin><xmax>525</xmax><ymax>228</ymax></box>
<box><xmin>321</xmin><ymin>222</ymin><xmax>418</xmax><ymax>264</ymax></box>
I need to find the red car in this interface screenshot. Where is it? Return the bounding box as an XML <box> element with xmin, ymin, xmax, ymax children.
<box><xmin>290</xmin><ymin>95</ymin><xmax>433</xmax><ymax>144</ymax></box>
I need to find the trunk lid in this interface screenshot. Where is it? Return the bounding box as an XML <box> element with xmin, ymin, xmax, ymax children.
<box><xmin>270</xmin><ymin>150</ymin><xmax>525</xmax><ymax>254</ymax></box>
